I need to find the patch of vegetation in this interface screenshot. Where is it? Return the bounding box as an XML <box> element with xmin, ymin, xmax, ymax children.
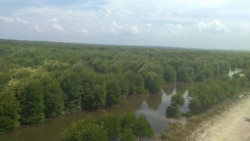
<box><xmin>0</xmin><ymin>39</ymin><xmax>250</xmax><ymax>134</ymax></box>
<box><xmin>61</xmin><ymin>113</ymin><xmax>153</xmax><ymax>141</ymax></box>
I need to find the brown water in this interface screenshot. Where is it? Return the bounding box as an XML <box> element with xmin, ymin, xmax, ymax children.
<box><xmin>0</xmin><ymin>84</ymin><xmax>190</xmax><ymax>141</ymax></box>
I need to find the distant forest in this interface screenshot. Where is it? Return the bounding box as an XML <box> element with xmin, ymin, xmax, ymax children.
<box><xmin>0</xmin><ymin>39</ymin><xmax>250</xmax><ymax>133</ymax></box>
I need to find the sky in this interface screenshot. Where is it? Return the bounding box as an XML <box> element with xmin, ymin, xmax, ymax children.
<box><xmin>0</xmin><ymin>0</ymin><xmax>250</xmax><ymax>50</ymax></box>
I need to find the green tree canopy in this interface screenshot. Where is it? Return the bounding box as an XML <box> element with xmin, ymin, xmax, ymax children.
<box><xmin>0</xmin><ymin>90</ymin><xmax>20</xmax><ymax>133</ymax></box>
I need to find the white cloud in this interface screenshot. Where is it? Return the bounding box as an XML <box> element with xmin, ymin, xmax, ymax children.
<box><xmin>49</xmin><ymin>18</ymin><xmax>64</xmax><ymax>32</ymax></box>
<box><xmin>166</xmin><ymin>24</ymin><xmax>184</xmax><ymax>35</ymax></box>
<box><xmin>16</xmin><ymin>18</ymin><xmax>28</xmax><ymax>24</ymax></box>
<box><xmin>103</xmin><ymin>21</ymin><xmax>123</xmax><ymax>33</ymax></box>
<box><xmin>1</xmin><ymin>0</ymin><xmax>250</xmax><ymax>50</ymax></box>
<box><xmin>49</xmin><ymin>17</ymin><xmax>58</xmax><ymax>23</ymax></box>
<box><xmin>185</xmin><ymin>0</ymin><xmax>224</xmax><ymax>7</ymax></box>
<box><xmin>197</xmin><ymin>20</ymin><xmax>230</xmax><ymax>33</ymax></box>
<box><xmin>34</xmin><ymin>24</ymin><xmax>42</xmax><ymax>32</ymax></box>
<box><xmin>0</xmin><ymin>16</ymin><xmax>14</xmax><ymax>23</ymax></box>
<box><xmin>130</xmin><ymin>25</ymin><xmax>139</xmax><ymax>34</ymax></box>
<box><xmin>52</xmin><ymin>23</ymin><xmax>64</xmax><ymax>32</ymax></box>
<box><xmin>78</xmin><ymin>28</ymin><xmax>89</xmax><ymax>34</ymax></box>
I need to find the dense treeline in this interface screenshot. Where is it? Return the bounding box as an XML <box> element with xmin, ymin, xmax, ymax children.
<box><xmin>61</xmin><ymin>113</ymin><xmax>153</xmax><ymax>141</ymax></box>
<box><xmin>0</xmin><ymin>39</ymin><xmax>250</xmax><ymax>133</ymax></box>
<box><xmin>189</xmin><ymin>75</ymin><xmax>248</xmax><ymax>114</ymax></box>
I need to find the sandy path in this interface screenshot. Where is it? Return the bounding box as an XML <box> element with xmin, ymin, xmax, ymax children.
<box><xmin>188</xmin><ymin>95</ymin><xmax>250</xmax><ymax>141</ymax></box>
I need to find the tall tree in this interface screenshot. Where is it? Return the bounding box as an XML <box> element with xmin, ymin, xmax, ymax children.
<box><xmin>171</xmin><ymin>93</ymin><xmax>184</xmax><ymax>106</ymax></box>
<box><xmin>106</xmin><ymin>79</ymin><xmax>121</xmax><ymax>107</ymax></box>
<box><xmin>0</xmin><ymin>90</ymin><xmax>20</xmax><ymax>133</ymax></box>
<box><xmin>99</xmin><ymin>113</ymin><xmax>121</xmax><ymax>141</ymax></box>
<box><xmin>61</xmin><ymin>116</ymin><xmax>108</xmax><ymax>141</ymax></box>
<box><xmin>19</xmin><ymin>79</ymin><xmax>45</xmax><ymax>124</ymax></box>
<box><xmin>39</xmin><ymin>74</ymin><xmax>65</xmax><ymax>118</ymax></box>
<box><xmin>163</xmin><ymin>65</ymin><xmax>176</xmax><ymax>82</ymax></box>
<box><xmin>144</xmin><ymin>72</ymin><xmax>162</xmax><ymax>94</ymax></box>
<box><xmin>81</xmin><ymin>73</ymin><xmax>106</xmax><ymax>110</ymax></box>
<box><xmin>60</xmin><ymin>70</ymin><xmax>82</xmax><ymax>111</ymax></box>
<box><xmin>134</xmin><ymin>115</ymin><xmax>153</xmax><ymax>141</ymax></box>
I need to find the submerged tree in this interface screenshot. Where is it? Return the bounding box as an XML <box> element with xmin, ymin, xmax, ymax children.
<box><xmin>61</xmin><ymin>113</ymin><xmax>153</xmax><ymax>141</ymax></box>
<box><xmin>134</xmin><ymin>115</ymin><xmax>153</xmax><ymax>141</ymax></box>
<box><xmin>0</xmin><ymin>90</ymin><xmax>20</xmax><ymax>133</ymax></box>
<box><xmin>166</xmin><ymin>105</ymin><xmax>182</xmax><ymax>118</ymax></box>
<box><xmin>144</xmin><ymin>72</ymin><xmax>162</xmax><ymax>94</ymax></box>
<box><xmin>19</xmin><ymin>79</ymin><xmax>45</xmax><ymax>124</ymax></box>
<box><xmin>106</xmin><ymin>79</ymin><xmax>121</xmax><ymax>107</ymax></box>
<box><xmin>171</xmin><ymin>93</ymin><xmax>185</xmax><ymax>106</ymax></box>
<box><xmin>61</xmin><ymin>116</ymin><xmax>108</xmax><ymax>141</ymax></box>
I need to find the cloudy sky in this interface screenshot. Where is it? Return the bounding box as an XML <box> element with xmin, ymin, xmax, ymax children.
<box><xmin>0</xmin><ymin>0</ymin><xmax>250</xmax><ymax>50</ymax></box>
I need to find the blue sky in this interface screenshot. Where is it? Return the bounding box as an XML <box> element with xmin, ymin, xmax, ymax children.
<box><xmin>0</xmin><ymin>0</ymin><xmax>250</xmax><ymax>50</ymax></box>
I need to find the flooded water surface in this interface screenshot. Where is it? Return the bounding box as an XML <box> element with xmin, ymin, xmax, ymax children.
<box><xmin>0</xmin><ymin>84</ymin><xmax>191</xmax><ymax>141</ymax></box>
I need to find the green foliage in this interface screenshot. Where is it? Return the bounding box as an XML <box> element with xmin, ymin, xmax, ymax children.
<box><xmin>1</xmin><ymin>39</ymin><xmax>250</xmax><ymax>132</ymax></box>
<box><xmin>120</xmin><ymin>128</ymin><xmax>135</xmax><ymax>141</ymax></box>
<box><xmin>61</xmin><ymin>116</ymin><xmax>108</xmax><ymax>141</ymax></box>
<box><xmin>0</xmin><ymin>72</ymin><xmax>10</xmax><ymax>89</ymax></box>
<box><xmin>80</xmin><ymin>72</ymin><xmax>107</xmax><ymax>110</ymax></box>
<box><xmin>134</xmin><ymin>115</ymin><xmax>154</xmax><ymax>140</ymax></box>
<box><xmin>163</xmin><ymin>65</ymin><xmax>176</xmax><ymax>82</ymax></box>
<box><xmin>127</xmin><ymin>73</ymin><xmax>145</xmax><ymax>95</ymax></box>
<box><xmin>189</xmin><ymin>76</ymin><xmax>248</xmax><ymax>114</ymax></box>
<box><xmin>60</xmin><ymin>70</ymin><xmax>82</xmax><ymax>111</ymax></box>
<box><xmin>61</xmin><ymin>113</ymin><xmax>153</xmax><ymax>141</ymax></box>
<box><xmin>19</xmin><ymin>79</ymin><xmax>45</xmax><ymax>124</ymax></box>
<box><xmin>189</xmin><ymin>98</ymin><xmax>201</xmax><ymax>114</ymax></box>
<box><xmin>0</xmin><ymin>91</ymin><xmax>20</xmax><ymax>133</ymax></box>
<box><xmin>177</xmin><ymin>64</ymin><xmax>194</xmax><ymax>82</ymax></box>
<box><xmin>117</xmin><ymin>75</ymin><xmax>130</xmax><ymax>96</ymax></box>
<box><xmin>166</xmin><ymin>105</ymin><xmax>182</xmax><ymax>118</ymax></box>
<box><xmin>144</xmin><ymin>72</ymin><xmax>162</xmax><ymax>94</ymax></box>
<box><xmin>120</xmin><ymin>113</ymin><xmax>137</xmax><ymax>131</ymax></box>
<box><xmin>171</xmin><ymin>93</ymin><xmax>185</xmax><ymax>106</ymax></box>
<box><xmin>99</xmin><ymin>114</ymin><xmax>121</xmax><ymax>140</ymax></box>
<box><xmin>40</xmin><ymin>74</ymin><xmax>65</xmax><ymax>118</ymax></box>
<box><xmin>106</xmin><ymin>79</ymin><xmax>121</xmax><ymax>107</ymax></box>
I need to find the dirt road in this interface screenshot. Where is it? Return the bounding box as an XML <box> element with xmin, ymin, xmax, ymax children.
<box><xmin>188</xmin><ymin>95</ymin><xmax>250</xmax><ymax>141</ymax></box>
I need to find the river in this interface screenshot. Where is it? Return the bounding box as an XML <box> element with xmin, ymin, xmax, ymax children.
<box><xmin>0</xmin><ymin>84</ymin><xmax>190</xmax><ymax>141</ymax></box>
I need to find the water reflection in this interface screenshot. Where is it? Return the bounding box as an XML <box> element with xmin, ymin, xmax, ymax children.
<box><xmin>229</xmin><ymin>68</ymin><xmax>244</xmax><ymax>78</ymax></box>
<box><xmin>0</xmin><ymin>85</ymin><xmax>192</xmax><ymax>140</ymax></box>
<box><xmin>135</xmin><ymin>88</ymin><xmax>191</xmax><ymax>133</ymax></box>
<box><xmin>178</xmin><ymin>90</ymin><xmax>191</xmax><ymax>113</ymax></box>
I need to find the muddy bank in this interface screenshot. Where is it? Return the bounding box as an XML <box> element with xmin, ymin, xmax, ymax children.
<box><xmin>187</xmin><ymin>95</ymin><xmax>250</xmax><ymax>141</ymax></box>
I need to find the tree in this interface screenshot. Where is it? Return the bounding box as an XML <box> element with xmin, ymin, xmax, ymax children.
<box><xmin>171</xmin><ymin>93</ymin><xmax>184</xmax><ymax>106</ymax></box>
<box><xmin>127</xmin><ymin>73</ymin><xmax>145</xmax><ymax>95</ymax></box>
<box><xmin>163</xmin><ymin>65</ymin><xmax>176</xmax><ymax>82</ymax></box>
<box><xmin>61</xmin><ymin>114</ymin><xmax>153</xmax><ymax>141</ymax></box>
<box><xmin>42</xmin><ymin>76</ymin><xmax>65</xmax><ymax>118</ymax></box>
<box><xmin>19</xmin><ymin>79</ymin><xmax>45</xmax><ymax>124</ymax></box>
<box><xmin>61</xmin><ymin>116</ymin><xmax>108</xmax><ymax>141</ymax></box>
<box><xmin>166</xmin><ymin>105</ymin><xmax>182</xmax><ymax>118</ymax></box>
<box><xmin>177</xmin><ymin>64</ymin><xmax>194</xmax><ymax>82</ymax></box>
<box><xmin>189</xmin><ymin>98</ymin><xmax>201</xmax><ymax>114</ymax></box>
<box><xmin>0</xmin><ymin>90</ymin><xmax>20</xmax><ymax>133</ymax></box>
<box><xmin>120</xmin><ymin>113</ymin><xmax>137</xmax><ymax>132</ymax></box>
<box><xmin>144</xmin><ymin>72</ymin><xmax>162</xmax><ymax>94</ymax></box>
<box><xmin>106</xmin><ymin>79</ymin><xmax>121</xmax><ymax>107</ymax></box>
<box><xmin>120</xmin><ymin>128</ymin><xmax>135</xmax><ymax>141</ymax></box>
<box><xmin>60</xmin><ymin>70</ymin><xmax>82</xmax><ymax>111</ymax></box>
<box><xmin>117</xmin><ymin>75</ymin><xmax>129</xmax><ymax>96</ymax></box>
<box><xmin>134</xmin><ymin>115</ymin><xmax>153</xmax><ymax>141</ymax></box>
<box><xmin>81</xmin><ymin>73</ymin><xmax>106</xmax><ymax>110</ymax></box>
<box><xmin>99</xmin><ymin>114</ymin><xmax>121</xmax><ymax>141</ymax></box>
